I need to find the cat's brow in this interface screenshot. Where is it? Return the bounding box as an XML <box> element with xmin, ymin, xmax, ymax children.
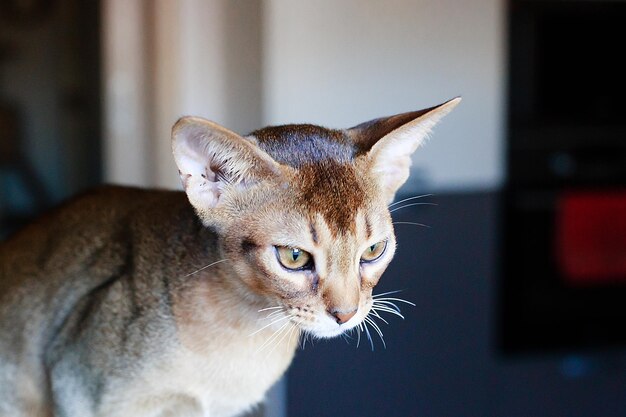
<box><xmin>365</xmin><ymin>216</ymin><xmax>373</xmax><ymax>240</ymax></box>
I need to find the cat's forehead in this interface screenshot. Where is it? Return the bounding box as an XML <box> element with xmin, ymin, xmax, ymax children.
<box><xmin>298</xmin><ymin>160</ymin><xmax>366</xmax><ymax>235</ymax></box>
<box><xmin>248</xmin><ymin>124</ymin><xmax>356</xmax><ymax>168</ymax></box>
<box><xmin>247</xmin><ymin>124</ymin><xmax>380</xmax><ymax>235</ymax></box>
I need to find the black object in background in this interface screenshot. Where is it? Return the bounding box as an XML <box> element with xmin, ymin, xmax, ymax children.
<box><xmin>501</xmin><ymin>0</ymin><xmax>626</xmax><ymax>354</ymax></box>
<box><xmin>0</xmin><ymin>0</ymin><xmax>102</xmax><ymax>240</ymax></box>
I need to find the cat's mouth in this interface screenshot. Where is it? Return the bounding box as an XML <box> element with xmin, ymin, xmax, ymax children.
<box><xmin>297</xmin><ymin>311</ymin><xmax>363</xmax><ymax>339</ymax></box>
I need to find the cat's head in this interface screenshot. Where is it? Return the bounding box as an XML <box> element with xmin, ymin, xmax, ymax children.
<box><xmin>172</xmin><ymin>98</ymin><xmax>459</xmax><ymax>338</ymax></box>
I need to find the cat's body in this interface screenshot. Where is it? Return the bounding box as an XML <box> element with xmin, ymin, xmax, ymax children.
<box><xmin>0</xmin><ymin>187</ymin><xmax>295</xmax><ymax>416</ymax></box>
<box><xmin>0</xmin><ymin>98</ymin><xmax>459</xmax><ymax>417</ymax></box>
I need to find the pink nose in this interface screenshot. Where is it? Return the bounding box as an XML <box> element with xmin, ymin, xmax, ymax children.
<box><xmin>330</xmin><ymin>309</ymin><xmax>357</xmax><ymax>324</ymax></box>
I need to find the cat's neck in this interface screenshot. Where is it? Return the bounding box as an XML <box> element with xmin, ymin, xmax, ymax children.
<box><xmin>148</xmin><ymin>204</ymin><xmax>299</xmax><ymax>357</ymax></box>
<box><xmin>170</xmin><ymin>263</ymin><xmax>300</xmax><ymax>363</ymax></box>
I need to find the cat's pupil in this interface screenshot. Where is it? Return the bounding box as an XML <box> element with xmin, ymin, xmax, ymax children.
<box><xmin>291</xmin><ymin>248</ymin><xmax>301</xmax><ymax>261</ymax></box>
<box><xmin>369</xmin><ymin>244</ymin><xmax>377</xmax><ymax>252</ymax></box>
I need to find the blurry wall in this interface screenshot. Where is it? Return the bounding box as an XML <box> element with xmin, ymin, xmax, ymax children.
<box><xmin>262</xmin><ymin>0</ymin><xmax>505</xmax><ymax>193</ymax></box>
<box><xmin>103</xmin><ymin>0</ymin><xmax>505</xmax><ymax>194</ymax></box>
<box><xmin>103</xmin><ymin>0</ymin><xmax>262</xmax><ymax>189</ymax></box>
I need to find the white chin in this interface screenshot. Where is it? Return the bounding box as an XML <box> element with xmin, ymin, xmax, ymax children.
<box><xmin>308</xmin><ymin>321</ymin><xmax>360</xmax><ymax>339</ymax></box>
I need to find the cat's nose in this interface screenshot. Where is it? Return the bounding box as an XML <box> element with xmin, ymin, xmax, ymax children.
<box><xmin>330</xmin><ymin>308</ymin><xmax>357</xmax><ymax>324</ymax></box>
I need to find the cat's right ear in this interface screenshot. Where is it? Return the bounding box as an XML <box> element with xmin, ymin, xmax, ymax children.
<box><xmin>172</xmin><ymin>117</ymin><xmax>281</xmax><ymax>212</ymax></box>
<box><xmin>348</xmin><ymin>97</ymin><xmax>461</xmax><ymax>204</ymax></box>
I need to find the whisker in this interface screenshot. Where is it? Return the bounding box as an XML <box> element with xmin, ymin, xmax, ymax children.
<box><xmin>364</xmin><ymin>316</ymin><xmax>386</xmax><ymax>349</ymax></box>
<box><xmin>301</xmin><ymin>332</ymin><xmax>307</xmax><ymax>350</ymax></box>
<box><xmin>263</xmin><ymin>309</ymin><xmax>285</xmax><ymax>320</ymax></box>
<box><xmin>182</xmin><ymin>259</ymin><xmax>229</xmax><ymax>278</ymax></box>
<box><xmin>288</xmin><ymin>323</ymin><xmax>299</xmax><ymax>348</ymax></box>
<box><xmin>372</xmin><ymin>306</ymin><xmax>405</xmax><ymax>320</ymax></box>
<box><xmin>258</xmin><ymin>306</ymin><xmax>283</xmax><ymax>313</ymax></box>
<box><xmin>256</xmin><ymin>320</ymin><xmax>292</xmax><ymax>354</ymax></box>
<box><xmin>363</xmin><ymin>321</ymin><xmax>374</xmax><ymax>351</ymax></box>
<box><xmin>392</xmin><ymin>221</ymin><xmax>431</xmax><ymax>228</ymax></box>
<box><xmin>373</xmin><ymin>300</ymin><xmax>401</xmax><ymax>313</ymax></box>
<box><xmin>389</xmin><ymin>202</ymin><xmax>437</xmax><ymax>213</ymax></box>
<box><xmin>373</xmin><ymin>297</ymin><xmax>416</xmax><ymax>306</ymax></box>
<box><xmin>388</xmin><ymin>194</ymin><xmax>434</xmax><ymax>208</ymax></box>
<box><xmin>249</xmin><ymin>314</ymin><xmax>293</xmax><ymax>337</ymax></box>
<box><xmin>373</xmin><ymin>289</ymin><xmax>405</xmax><ymax>298</ymax></box>
<box><xmin>266</xmin><ymin>323</ymin><xmax>296</xmax><ymax>357</ymax></box>
<box><xmin>369</xmin><ymin>309</ymin><xmax>389</xmax><ymax>324</ymax></box>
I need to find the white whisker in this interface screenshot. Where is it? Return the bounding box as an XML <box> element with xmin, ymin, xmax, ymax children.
<box><xmin>266</xmin><ymin>323</ymin><xmax>296</xmax><ymax>357</ymax></box>
<box><xmin>364</xmin><ymin>316</ymin><xmax>386</xmax><ymax>349</ymax></box>
<box><xmin>256</xmin><ymin>320</ymin><xmax>292</xmax><ymax>354</ymax></box>
<box><xmin>258</xmin><ymin>306</ymin><xmax>283</xmax><ymax>313</ymax></box>
<box><xmin>263</xmin><ymin>309</ymin><xmax>285</xmax><ymax>320</ymax></box>
<box><xmin>373</xmin><ymin>297</ymin><xmax>416</xmax><ymax>306</ymax></box>
<box><xmin>372</xmin><ymin>305</ymin><xmax>405</xmax><ymax>320</ymax></box>
<box><xmin>370</xmin><ymin>309</ymin><xmax>390</xmax><ymax>324</ymax></box>
<box><xmin>373</xmin><ymin>289</ymin><xmax>405</xmax><ymax>298</ymax></box>
<box><xmin>363</xmin><ymin>321</ymin><xmax>374</xmax><ymax>351</ymax></box>
<box><xmin>389</xmin><ymin>202</ymin><xmax>437</xmax><ymax>213</ymax></box>
<box><xmin>392</xmin><ymin>221</ymin><xmax>431</xmax><ymax>228</ymax></box>
<box><xmin>373</xmin><ymin>300</ymin><xmax>401</xmax><ymax>313</ymax></box>
<box><xmin>288</xmin><ymin>323</ymin><xmax>299</xmax><ymax>348</ymax></box>
<box><xmin>301</xmin><ymin>330</ymin><xmax>313</xmax><ymax>350</ymax></box>
<box><xmin>388</xmin><ymin>194</ymin><xmax>434</xmax><ymax>208</ymax></box>
<box><xmin>249</xmin><ymin>314</ymin><xmax>292</xmax><ymax>337</ymax></box>
<box><xmin>182</xmin><ymin>259</ymin><xmax>229</xmax><ymax>278</ymax></box>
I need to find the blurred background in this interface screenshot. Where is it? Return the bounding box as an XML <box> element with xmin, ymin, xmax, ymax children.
<box><xmin>1</xmin><ymin>0</ymin><xmax>625</xmax><ymax>416</ymax></box>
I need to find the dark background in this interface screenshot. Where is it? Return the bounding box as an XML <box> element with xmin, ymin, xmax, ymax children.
<box><xmin>287</xmin><ymin>194</ymin><xmax>626</xmax><ymax>417</ymax></box>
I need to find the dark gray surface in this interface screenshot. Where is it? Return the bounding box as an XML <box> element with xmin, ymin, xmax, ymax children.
<box><xmin>287</xmin><ymin>192</ymin><xmax>626</xmax><ymax>417</ymax></box>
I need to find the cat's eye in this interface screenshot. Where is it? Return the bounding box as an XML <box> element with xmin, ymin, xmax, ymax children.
<box><xmin>275</xmin><ymin>246</ymin><xmax>313</xmax><ymax>270</ymax></box>
<box><xmin>360</xmin><ymin>240</ymin><xmax>387</xmax><ymax>263</ymax></box>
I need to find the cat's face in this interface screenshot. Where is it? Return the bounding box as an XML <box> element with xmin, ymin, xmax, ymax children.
<box><xmin>218</xmin><ymin>153</ymin><xmax>397</xmax><ymax>337</ymax></box>
<box><xmin>172</xmin><ymin>98</ymin><xmax>460</xmax><ymax>338</ymax></box>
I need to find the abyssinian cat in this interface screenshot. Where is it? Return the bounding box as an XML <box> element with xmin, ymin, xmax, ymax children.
<box><xmin>0</xmin><ymin>97</ymin><xmax>459</xmax><ymax>417</ymax></box>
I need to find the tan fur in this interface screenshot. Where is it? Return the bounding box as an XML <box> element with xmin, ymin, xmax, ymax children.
<box><xmin>0</xmin><ymin>98</ymin><xmax>459</xmax><ymax>417</ymax></box>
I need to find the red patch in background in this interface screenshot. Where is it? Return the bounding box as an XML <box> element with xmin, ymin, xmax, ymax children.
<box><xmin>556</xmin><ymin>190</ymin><xmax>626</xmax><ymax>285</ymax></box>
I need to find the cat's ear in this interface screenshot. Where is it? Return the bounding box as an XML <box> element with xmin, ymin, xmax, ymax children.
<box><xmin>172</xmin><ymin>116</ymin><xmax>281</xmax><ymax>211</ymax></box>
<box><xmin>348</xmin><ymin>97</ymin><xmax>461</xmax><ymax>203</ymax></box>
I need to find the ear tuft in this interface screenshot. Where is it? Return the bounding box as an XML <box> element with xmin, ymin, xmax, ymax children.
<box><xmin>172</xmin><ymin>117</ymin><xmax>280</xmax><ymax>211</ymax></box>
<box><xmin>349</xmin><ymin>97</ymin><xmax>461</xmax><ymax>203</ymax></box>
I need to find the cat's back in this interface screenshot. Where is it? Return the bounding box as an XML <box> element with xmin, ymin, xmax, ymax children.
<box><xmin>0</xmin><ymin>186</ymin><xmax>192</xmax><ymax>414</ymax></box>
<box><xmin>1</xmin><ymin>186</ymin><xmax>181</xmax><ymax>288</ymax></box>
<box><xmin>0</xmin><ymin>186</ymin><xmax>188</xmax><ymax>352</ymax></box>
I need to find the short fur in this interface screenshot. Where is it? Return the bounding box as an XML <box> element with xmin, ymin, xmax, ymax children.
<box><xmin>0</xmin><ymin>98</ymin><xmax>459</xmax><ymax>417</ymax></box>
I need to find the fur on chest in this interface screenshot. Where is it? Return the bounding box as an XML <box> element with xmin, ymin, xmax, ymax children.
<box><xmin>106</xmin><ymin>329</ymin><xmax>298</xmax><ymax>417</ymax></box>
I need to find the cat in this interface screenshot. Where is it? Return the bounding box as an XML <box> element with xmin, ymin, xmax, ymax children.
<box><xmin>0</xmin><ymin>97</ymin><xmax>459</xmax><ymax>417</ymax></box>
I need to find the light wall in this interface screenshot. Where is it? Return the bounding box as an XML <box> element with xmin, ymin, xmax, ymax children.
<box><xmin>262</xmin><ymin>0</ymin><xmax>506</xmax><ymax>193</ymax></box>
<box><xmin>103</xmin><ymin>0</ymin><xmax>506</xmax><ymax>194</ymax></box>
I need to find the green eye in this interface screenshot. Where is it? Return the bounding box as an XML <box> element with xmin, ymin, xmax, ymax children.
<box><xmin>361</xmin><ymin>240</ymin><xmax>387</xmax><ymax>263</ymax></box>
<box><xmin>275</xmin><ymin>246</ymin><xmax>312</xmax><ymax>270</ymax></box>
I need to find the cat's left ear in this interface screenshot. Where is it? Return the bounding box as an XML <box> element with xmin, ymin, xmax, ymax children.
<box><xmin>348</xmin><ymin>97</ymin><xmax>461</xmax><ymax>204</ymax></box>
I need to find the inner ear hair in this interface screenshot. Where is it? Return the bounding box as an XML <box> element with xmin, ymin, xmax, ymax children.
<box><xmin>172</xmin><ymin>116</ymin><xmax>281</xmax><ymax>211</ymax></box>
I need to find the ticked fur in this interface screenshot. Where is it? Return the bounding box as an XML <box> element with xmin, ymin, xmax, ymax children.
<box><xmin>0</xmin><ymin>98</ymin><xmax>459</xmax><ymax>417</ymax></box>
